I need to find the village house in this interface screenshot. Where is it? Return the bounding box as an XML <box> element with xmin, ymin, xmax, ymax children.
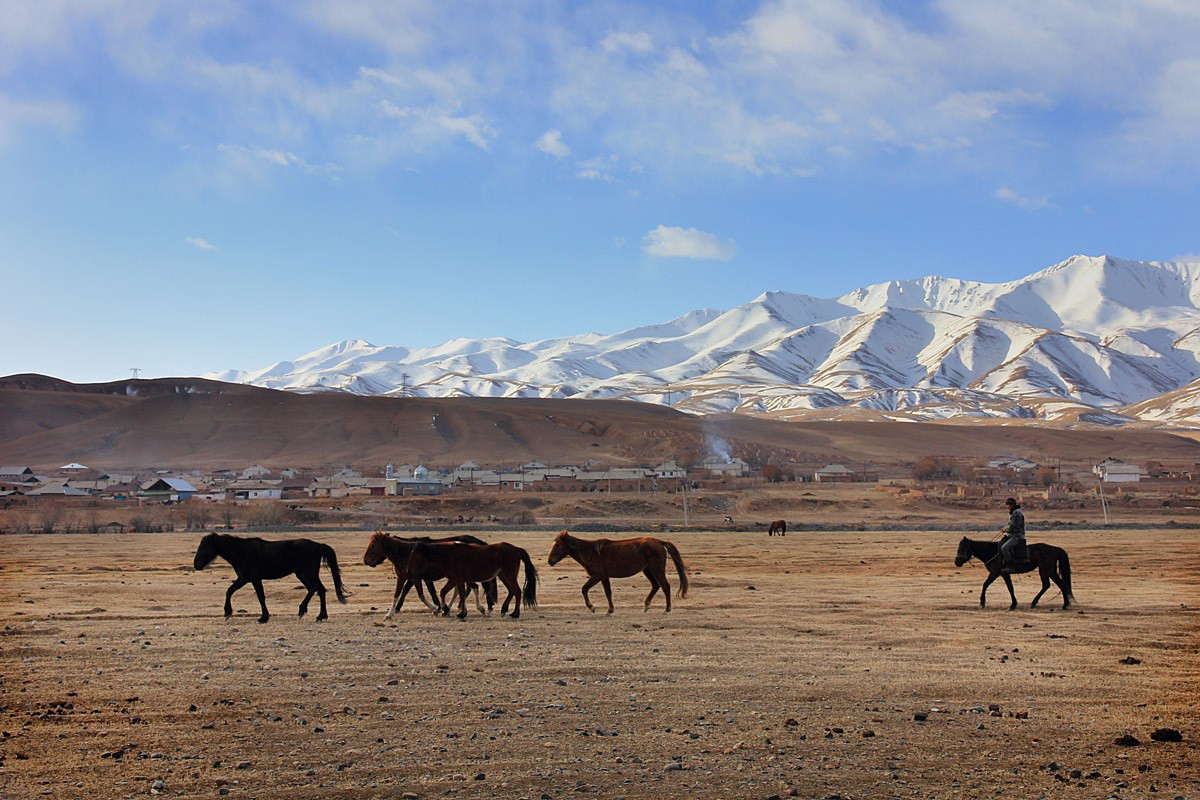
<box><xmin>226</xmin><ymin>480</ymin><xmax>283</xmax><ymax>501</ymax></box>
<box><xmin>0</xmin><ymin>466</ymin><xmax>36</xmax><ymax>480</ymax></box>
<box><xmin>138</xmin><ymin>477</ymin><xmax>198</xmax><ymax>501</ymax></box>
<box><xmin>241</xmin><ymin>464</ymin><xmax>271</xmax><ymax>479</ymax></box>
<box><xmin>703</xmin><ymin>457</ymin><xmax>749</xmax><ymax>477</ymax></box>
<box><xmin>1094</xmin><ymin>458</ymin><xmax>1145</xmax><ymax>483</ymax></box>
<box><xmin>308</xmin><ymin>478</ymin><xmax>351</xmax><ymax>499</ymax></box>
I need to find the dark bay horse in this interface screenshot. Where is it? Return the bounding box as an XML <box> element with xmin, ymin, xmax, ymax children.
<box><xmin>193</xmin><ymin>533</ymin><xmax>348</xmax><ymax>623</ymax></box>
<box><xmin>362</xmin><ymin>532</ymin><xmax>498</xmax><ymax>618</ymax></box>
<box><xmin>405</xmin><ymin>541</ymin><xmax>538</xmax><ymax>619</ymax></box>
<box><xmin>768</xmin><ymin>519</ymin><xmax>787</xmax><ymax>536</ymax></box>
<box><xmin>954</xmin><ymin>537</ymin><xmax>1074</xmax><ymax>610</ymax></box>
<box><xmin>547</xmin><ymin>530</ymin><xmax>688</xmax><ymax>613</ymax></box>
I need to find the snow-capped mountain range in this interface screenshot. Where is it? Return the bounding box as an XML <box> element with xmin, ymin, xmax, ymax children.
<box><xmin>207</xmin><ymin>255</ymin><xmax>1200</xmax><ymax>425</ymax></box>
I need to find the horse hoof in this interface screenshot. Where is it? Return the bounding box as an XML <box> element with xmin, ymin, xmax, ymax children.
<box><xmin>257</xmin><ymin>616</ymin><xmax>269</xmax><ymax>624</ymax></box>
<box><xmin>316</xmin><ymin>615</ymin><xmax>327</xmax><ymax>622</ymax></box>
<box><xmin>510</xmin><ymin>612</ymin><xmax>520</xmax><ymax>619</ymax></box>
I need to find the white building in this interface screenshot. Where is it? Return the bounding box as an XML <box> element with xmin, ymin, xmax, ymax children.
<box><xmin>1093</xmin><ymin>458</ymin><xmax>1144</xmax><ymax>483</ymax></box>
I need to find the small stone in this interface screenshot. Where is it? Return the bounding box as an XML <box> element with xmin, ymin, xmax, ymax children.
<box><xmin>151</xmin><ymin>779</ymin><xmax>165</xmax><ymax>794</ymax></box>
<box><xmin>1119</xmin><ymin>656</ymin><xmax>1142</xmax><ymax>665</ymax></box>
<box><xmin>401</xmin><ymin>793</ymin><xmax>420</xmax><ymax>799</ymax></box>
<box><xmin>1069</xmin><ymin>769</ymin><xmax>1082</xmax><ymax>779</ymax></box>
<box><xmin>1150</xmin><ymin>728</ymin><xmax>1182</xmax><ymax>742</ymax></box>
<box><xmin>665</xmin><ymin>761</ymin><xmax>683</xmax><ymax>771</ymax></box>
<box><xmin>862</xmin><ymin>730</ymin><xmax>875</xmax><ymax>738</ymax></box>
<box><xmin>784</xmin><ymin>718</ymin><xmax>799</xmax><ymax>727</ymax></box>
<box><xmin>913</xmin><ymin>712</ymin><xmax>928</xmax><ymax>722</ymax></box>
<box><xmin>1044</xmin><ymin>762</ymin><xmax>1060</xmax><ymax>772</ymax></box>
<box><xmin>218</xmin><ymin>789</ymin><xmax>230</xmax><ymax>797</ymax></box>
<box><xmin>235</xmin><ymin>760</ymin><xmax>252</xmax><ymax>769</ymax></box>
<box><xmin>745</xmin><ymin>585</ymin><xmax>757</xmax><ymax>591</ymax></box>
<box><xmin>1114</xmin><ymin>734</ymin><xmax>1141</xmax><ymax>747</ymax></box>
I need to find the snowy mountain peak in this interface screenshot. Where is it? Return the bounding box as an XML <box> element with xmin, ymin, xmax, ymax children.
<box><xmin>205</xmin><ymin>255</ymin><xmax>1200</xmax><ymax>424</ymax></box>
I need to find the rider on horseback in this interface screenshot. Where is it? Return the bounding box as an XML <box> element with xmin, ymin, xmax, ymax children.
<box><xmin>998</xmin><ymin>497</ymin><xmax>1028</xmax><ymax>572</ymax></box>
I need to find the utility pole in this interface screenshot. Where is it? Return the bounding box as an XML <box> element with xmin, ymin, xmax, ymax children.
<box><xmin>682</xmin><ymin>477</ymin><xmax>689</xmax><ymax>528</ymax></box>
<box><xmin>1097</xmin><ymin>476</ymin><xmax>1110</xmax><ymax>525</ymax></box>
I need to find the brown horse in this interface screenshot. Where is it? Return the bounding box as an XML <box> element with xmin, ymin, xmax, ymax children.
<box><xmin>547</xmin><ymin>530</ymin><xmax>688</xmax><ymax>613</ymax></box>
<box><xmin>362</xmin><ymin>532</ymin><xmax>499</xmax><ymax>618</ymax></box>
<box><xmin>768</xmin><ymin>519</ymin><xmax>787</xmax><ymax>536</ymax></box>
<box><xmin>405</xmin><ymin>541</ymin><xmax>538</xmax><ymax>620</ymax></box>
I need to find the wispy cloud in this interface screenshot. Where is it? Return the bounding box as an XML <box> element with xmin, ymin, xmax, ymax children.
<box><xmin>216</xmin><ymin>144</ymin><xmax>342</xmax><ymax>177</ymax></box>
<box><xmin>535</xmin><ymin>128</ymin><xmax>570</xmax><ymax>158</ymax></box>
<box><xmin>600</xmin><ymin>31</ymin><xmax>653</xmax><ymax>54</ymax></box>
<box><xmin>994</xmin><ymin>186</ymin><xmax>1053</xmax><ymax>211</ymax></box>
<box><xmin>643</xmin><ymin>225</ymin><xmax>736</xmax><ymax>261</ymax></box>
<box><xmin>185</xmin><ymin>236</ymin><xmax>217</xmax><ymax>251</ymax></box>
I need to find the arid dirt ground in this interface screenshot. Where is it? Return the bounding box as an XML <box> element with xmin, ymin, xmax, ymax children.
<box><xmin>2</xmin><ymin>529</ymin><xmax>1197</xmax><ymax>799</ymax></box>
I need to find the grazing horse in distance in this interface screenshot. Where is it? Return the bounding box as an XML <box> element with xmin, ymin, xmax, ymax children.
<box><xmin>362</xmin><ymin>531</ymin><xmax>498</xmax><ymax>618</ymax></box>
<box><xmin>768</xmin><ymin>519</ymin><xmax>787</xmax><ymax>536</ymax></box>
<box><xmin>547</xmin><ymin>530</ymin><xmax>688</xmax><ymax>613</ymax></box>
<box><xmin>192</xmin><ymin>533</ymin><xmax>348</xmax><ymax>623</ymax></box>
<box><xmin>405</xmin><ymin>541</ymin><xmax>538</xmax><ymax>620</ymax></box>
<box><xmin>954</xmin><ymin>537</ymin><xmax>1074</xmax><ymax>610</ymax></box>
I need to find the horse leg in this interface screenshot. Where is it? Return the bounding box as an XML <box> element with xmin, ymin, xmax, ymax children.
<box><xmin>581</xmin><ymin>576</ymin><xmax>600</xmax><ymax>612</ymax></box>
<box><xmin>501</xmin><ymin>570</ymin><xmax>522</xmax><ymax>619</ymax></box>
<box><xmin>1048</xmin><ymin>572</ymin><xmax>1070</xmax><ymax>610</ymax></box>
<box><xmin>1030</xmin><ymin>568</ymin><xmax>1051</xmax><ymax>609</ymax></box>
<box><xmin>456</xmin><ymin>581</ymin><xmax>469</xmax><ymax>620</ymax></box>
<box><xmin>297</xmin><ymin>569</ymin><xmax>317</xmax><ymax>618</ymax></box>
<box><xmin>439</xmin><ymin>581</ymin><xmax>455</xmax><ymax>616</ymax></box>
<box><xmin>657</xmin><ymin>565</ymin><xmax>673</xmax><ymax>613</ymax></box>
<box><xmin>385</xmin><ymin>577</ymin><xmax>406</xmax><ymax>620</ymax></box>
<box><xmin>224</xmin><ymin>577</ymin><xmax>247</xmax><ymax>618</ymax></box>
<box><xmin>471</xmin><ymin>583</ymin><xmax>486</xmax><ymax>616</ymax></box>
<box><xmin>314</xmin><ymin>577</ymin><xmax>329</xmax><ymax>621</ymax></box>
<box><xmin>1002</xmin><ymin>573</ymin><xmax>1017</xmax><ymax>610</ymax></box>
<box><xmin>601</xmin><ymin>578</ymin><xmax>615</xmax><ymax>615</ymax></box>
<box><xmin>252</xmin><ymin>579</ymin><xmax>269</xmax><ymax>623</ymax></box>
<box><xmin>642</xmin><ymin>568</ymin><xmax>660</xmax><ymax>612</ymax></box>
<box><xmin>979</xmin><ymin>573</ymin><xmax>998</xmax><ymax>608</ymax></box>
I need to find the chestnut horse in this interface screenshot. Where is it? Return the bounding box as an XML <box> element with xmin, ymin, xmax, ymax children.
<box><xmin>547</xmin><ymin>530</ymin><xmax>688</xmax><ymax>613</ymax></box>
<box><xmin>768</xmin><ymin>519</ymin><xmax>787</xmax><ymax>536</ymax></box>
<box><xmin>405</xmin><ymin>541</ymin><xmax>538</xmax><ymax>620</ymax></box>
<box><xmin>362</xmin><ymin>532</ymin><xmax>498</xmax><ymax>618</ymax></box>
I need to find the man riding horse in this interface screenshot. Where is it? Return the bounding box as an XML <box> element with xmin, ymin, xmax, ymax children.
<box><xmin>997</xmin><ymin>497</ymin><xmax>1028</xmax><ymax>572</ymax></box>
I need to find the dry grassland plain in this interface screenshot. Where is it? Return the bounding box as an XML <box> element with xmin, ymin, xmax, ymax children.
<box><xmin>1</xmin><ymin>529</ymin><xmax>1197</xmax><ymax>799</ymax></box>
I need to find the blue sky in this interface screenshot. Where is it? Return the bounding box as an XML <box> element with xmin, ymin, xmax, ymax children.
<box><xmin>2</xmin><ymin>0</ymin><xmax>1198</xmax><ymax>382</ymax></box>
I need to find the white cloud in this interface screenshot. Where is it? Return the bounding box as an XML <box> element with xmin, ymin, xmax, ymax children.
<box><xmin>535</xmin><ymin>128</ymin><xmax>570</xmax><ymax>158</ymax></box>
<box><xmin>575</xmin><ymin>154</ymin><xmax>619</xmax><ymax>182</ymax></box>
<box><xmin>185</xmin><ymin>236</ymin><xmax>217</xmax><ymax>251</ymax></box>
<box><xmin>216</xmin><ymin>144</ymin><xmax>342</xmax><ymax>176</ymax></box>
<box><xmin>642</xmin><ymin>225</ymin><xmax>736</xmax><ymax>261</ymax></box>
<box><xmin>600</xmin><ymin>31</ymin><xmax>653</xmax><ymax>54</ymax></box>
<box><xmin>1173</xmin><ymin>253</ymin><xmax>1200</xmax><ymax>264</ymax></box>
<box><xmin>994</xmin><ymin>187</ymin><xmax>1053</xmax><ymax>211</ymax></box>
<box><xmin>0</xmin><ymin>93</ymin><xmax>79</xmax><ymax>145</ymax></box>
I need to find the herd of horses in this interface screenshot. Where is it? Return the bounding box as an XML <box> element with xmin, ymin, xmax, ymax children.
<box><xmin>191</xmin><ymin>529</ymin><xmax>1074</xmax><ymax>623</ymax></box>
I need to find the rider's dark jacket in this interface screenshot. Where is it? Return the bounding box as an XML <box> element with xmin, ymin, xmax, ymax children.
<box><xmin>1000</xmin><ymin>506</ymin><xmax>1027</xmax><ymax>565</ymax></box>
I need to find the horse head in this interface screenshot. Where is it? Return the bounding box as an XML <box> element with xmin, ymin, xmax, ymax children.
<box><xmin>363</xmin><ymin>531</ymin><xmax>389</xmax><ymax>567</ymax></box>
<box><xmin>193</xmin><ymin>533</ymin><xmax>220</xmax><ymax>571</ymax></box>
<box><xmin>953</xmin><ymin>536</ymin><xmax>972</xmax><ymax>567</ymax></box>
<box><xmin>547</xmin><ymin>530</ymin><xmax>570</xmax><ymax>565</ymax></box>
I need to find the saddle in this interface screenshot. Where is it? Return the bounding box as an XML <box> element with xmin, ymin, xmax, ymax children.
<box><xmin>986</xmin><ymin>554</ymin><xmax>1034</xmax><ymax>575</ymax></box>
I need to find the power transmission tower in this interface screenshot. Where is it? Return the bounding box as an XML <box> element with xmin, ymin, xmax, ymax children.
<box><xmin>130</xmin><ymin>368</ymin><xmax>142</xmax><ymax>379</ymax></box>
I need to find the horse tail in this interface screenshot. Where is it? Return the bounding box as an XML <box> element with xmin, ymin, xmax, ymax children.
<box><xmin>1058</xmin><ymin>548</ymin><xmax>1074</xmax><ymax>602</ymax></box>
<box><xmin>322</xmin><ymin>544</ymin><xmax>349</xmax><ymax>603</ymax></box>
<box><xmin>664</xmin><ymin>540</ymin><xmax>689</xmax><ymax>599</ymax></box>
<box><xmin>519</xmin><ymin>547</ymin><xmax>538</xmax><ymax>609</ymax></box>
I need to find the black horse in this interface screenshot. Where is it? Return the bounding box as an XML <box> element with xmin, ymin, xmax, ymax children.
<box><xmin>954</xmin><ymin>537</ymin><xmax>1074</xmax><ymax>610</ymax></box>
<box><xmin>193</xmin><ymin>533</ymin><xmax>348</xmax><ymax>623</ymax></box>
